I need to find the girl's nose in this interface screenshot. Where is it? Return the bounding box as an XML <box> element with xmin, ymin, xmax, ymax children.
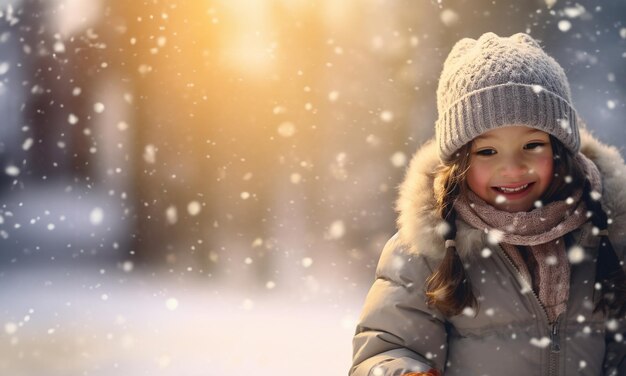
<box><xmin>499</xmin><ymin>157</ymin><xmax>528</xmax><ymax>177</ymax></box>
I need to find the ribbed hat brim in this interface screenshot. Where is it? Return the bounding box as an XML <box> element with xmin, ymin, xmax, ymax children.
<box><xmin>436</xmin><ymin>83</ymin><xmax>580</xmax><ymax>161</ymax></box>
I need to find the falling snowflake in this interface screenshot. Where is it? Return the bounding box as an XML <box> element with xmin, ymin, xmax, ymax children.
<box><xmin>277</xmin><ymin>121</ymin><xmax>296</xmax><ymax>137</ymax></box>
<box><xmin>462</xmin><ymin>307</ymin><xmax>475</xmax><ymax>317</ymax></box>
<box><xmin>89</xmin><ymin>207</ymin><xmax>103</xmax><ymax>225</ymax></box>
<box><xmin>391</xmin><ymin>255</ymin><xmax>405</xmax><ymax>270</ymax></box>
<box><xmin>545</xmin><ymin>255</ymin><xmax>558</xmax><ymax>265</ymax></box>
<box><xmin>143</xmin><ymin>144</ymin><xmax>157</xmax><ymax>164</ymax></box>
<box><xmin>380</xmin><ymin>110</ymin><xmax>394</xmax><ymax>123</ymax></box>
<box><xmin>187</xmin><ymin>201</ymin><xmax>202</xmax><ymax>216</ymax></box>
<box><xmin>290</xmin><ymin>173</ymin><xmax>302</xmax><ymax>184</ymax></box>
<box><xmin>440</xmin><ymin>9</ymin><xmax>460</xmax><ymax>26</ymax></box>
<box><xmin>53</xmin><ymin>41</ymin><xmax>65</xmax><ymax>53</ymax></box>
<box><xmin>93</xmin><ymin>102</ymin><xmax>105</xmax><ymax>113</ymax></box>
<box><xmin>122</xmin><ymin>261</ymin><xmax>134</xmax><ymax>272</ymax></box>
<box><xmin>272</xmin><ymin>105</ymin><xmax>286</xmax><ymax>114</ymax></box>
<box><xmin>165</xmin><ymin>298</ymin><xmax>179</xmax><ymax>311</ymax></box>
<box><xmin>559</xmin><ymin>118</ymin><xmax>571</xmax><ymax>134</ymax></box>
<box><xmin>5</xmin><ymin>165</ymin><xmax>19</xmax><ymax>177</ymax></box>
<box><xmin>165</xmin><ymin>206</ymin><xmax>178</xmax><ymax>224</ymax></box>
<box><xmin>607</xmin><ymin>100</ymin><xmax>616</xmax><ymax>110</ymax></box>
<box><xmin>606</xmin><ymin>319</ymin><xmax>618</xmax><ymax>331</ymax></box>
<box><xmin>138</xmin><ymin>64</ymin><xmax>153</xmax><ymax>75</ymax></box>
<box><xmin>366</xmin><ymin>134</ymin><xmax>381</xmax><ymax>146</ymax></box>
<box><xmin>558</xmin><ymin>20</ymin><xmax>572</xmax><ymax>32</ymax></box>
<box><xmin>435</xmin><ymin>221</ymin><xmax>451</xmax><ymax>237</ymax></box>
<box><xmin>544</xmin><ymin>0</ymin><xmax>557</xmax><ymax>8</ymax></box>
<box><xmin>590</xmin><ymin>190</ymin><xmax>602</xmax><ymax>201</ymax></box>
<box><xmin>327</xmin><ymin>220</ymin><xmax>345</xmax><ymax>240</ymax></box>
<box><xmin>390</xmin><ymin>151</ymin><xmax>407</xmax><ymax>167</ymax></box>
<box><xmin>568</xmin><ymin>245</ymin><xmax>585</xmax><ymax>264</ymax></box>
<box><xmin>4</xmin><ymin>322</ymin><xmax>17</xmax><ymax>335</ymax></box>
<box><xmin>487</xmin><ymin>229</ymin><xmax>504</xmax><ymax>244</ymax></box>
<box><xmin>530</xmin><ymin>337</ymin><xmax>551</xmax><ymax>348</ymax></box>
<box><xmin>564</xmin><ymin>4</ymin><xmax>585</xmax><ymax>18</ymax></box>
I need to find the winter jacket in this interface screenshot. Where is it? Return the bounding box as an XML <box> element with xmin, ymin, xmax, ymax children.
<box><xmin>350</xmin><ymin>129</ymin><xmax>626</xmax><ymax>376</ymax></box>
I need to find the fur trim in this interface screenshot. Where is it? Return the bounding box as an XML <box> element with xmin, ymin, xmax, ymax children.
<box><xmin>579</xmin><ymin>130</ymin><xmax>626</xmax><ymax>248</ymax></box>
<box><xmin>396</xmin><ymin>128</ymin><xmax>626</xmax><ymax>260</ymax></box>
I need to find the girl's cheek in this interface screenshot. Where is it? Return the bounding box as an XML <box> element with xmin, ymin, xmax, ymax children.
<box><xmin>536</xmin><ymin>155</ymin><xmax>554</xmax><ymax>181</ymax></box>
<box><xmin>467</xmin><ymin>162</ymin><xmax>491</xmax><ymax>195</ymax></box>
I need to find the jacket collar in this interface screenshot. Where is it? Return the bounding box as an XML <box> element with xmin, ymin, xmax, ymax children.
<box><xmin>396</xmin><ymin>128</ymin><xmax>626</xmax><ymax>259</ymax></box>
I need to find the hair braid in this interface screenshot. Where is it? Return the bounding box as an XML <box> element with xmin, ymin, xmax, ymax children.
<box><xmin>425</xmin><ymin>177</ymin><xmax>478</xmax><ymax>317</ymax></box>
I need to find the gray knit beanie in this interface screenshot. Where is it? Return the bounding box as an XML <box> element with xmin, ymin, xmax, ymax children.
<box><xmin>435</xmin><ymin>32</ymin><xmax>580</xmax><ymax>161</ymax></box>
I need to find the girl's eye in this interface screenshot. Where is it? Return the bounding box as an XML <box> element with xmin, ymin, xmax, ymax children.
<box><xmin>524</xmin><ymin>142</ymin><xmax>546</xmax><ymax>150</ymax></box>
<box><xmin>475</xmin><ymin>148</ymin><xmax>496</xmax><ymax>156</ymax></box>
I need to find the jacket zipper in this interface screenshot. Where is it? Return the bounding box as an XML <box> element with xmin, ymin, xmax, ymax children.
<box><xmin>495</xmin><ymin>245</ymin><xmax>561</xmax><ymax>376</ymax></box>
<box><xmin>549</xmin><ymin>316</ymin><xmax>561</xmax><ymax>376</ymax></box>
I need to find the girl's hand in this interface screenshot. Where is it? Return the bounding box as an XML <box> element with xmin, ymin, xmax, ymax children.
<box><xmin>402</xmin><ymin>370</ymin><xmax>441</xmax><ymax>376</ymax></box>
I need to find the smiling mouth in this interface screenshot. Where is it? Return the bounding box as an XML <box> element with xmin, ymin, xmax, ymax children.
<box><xmin>492</xmin><ymin>183</ymin><xmax>534</xmax><ymax>194</ymax></box>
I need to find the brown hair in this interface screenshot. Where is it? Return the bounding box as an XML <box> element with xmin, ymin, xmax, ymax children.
<box><xmin>541</xmin><ymin>136</ymin><xmax>585</xmax><ymax>202</ymax></box>
<box><xmin>425</xmin><ymin>136</ymin><xmax>592</xmax><ymax>316</ymax></box>
<box><xmin>426</xmin><ymin>143</ymin><xmax>477</xmax><ymax>317</ymax></box>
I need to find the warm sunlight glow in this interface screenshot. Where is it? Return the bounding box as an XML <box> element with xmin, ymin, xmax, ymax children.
<box><xmin>54</xmin><ymin>0</ymin><xmax>103</xmax><ymax>36</ymax></box>
<box><xmin>218</xmin><ymin>0</ymin><xmax>275</xmax><ymax>76</ymax></box>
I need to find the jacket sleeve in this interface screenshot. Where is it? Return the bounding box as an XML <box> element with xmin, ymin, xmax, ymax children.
<box><xmin>350</xmin><ymin>234</ymin><xmax>448</xmax><ymax>376</ymax></box>
<box><xmin>603</xmin><ymin>230</ymin><xmax>626</xmax><ymax>375</ymax></box>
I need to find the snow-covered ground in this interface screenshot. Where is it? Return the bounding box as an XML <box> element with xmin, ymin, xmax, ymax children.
<box><xmin>0</xmin><ymin>265</ymin><xmax>365</xmax><ymax>375</ymax></box>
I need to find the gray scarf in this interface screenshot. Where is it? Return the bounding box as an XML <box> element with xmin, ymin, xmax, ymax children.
<box><xmin>454</xmin><ymin>153</ymin><xmax>601</xmax><ymax>322</ymax></box>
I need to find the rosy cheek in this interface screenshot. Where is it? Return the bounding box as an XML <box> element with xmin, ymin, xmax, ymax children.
<box><xmin>537</xmin><ymin>155</ymin><xmax>554</xmax><ymax>182</ymax></box>
<box><xmin>467</xmin><ymin>164</ymin><xmax>490</xmax><ymax>197</ymax></box>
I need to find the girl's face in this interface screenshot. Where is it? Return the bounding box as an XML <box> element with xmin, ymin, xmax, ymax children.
<box><xmin>466</xmin><ymin>126</ymin><xmax>554</xmax><ymax>212</ymax></box>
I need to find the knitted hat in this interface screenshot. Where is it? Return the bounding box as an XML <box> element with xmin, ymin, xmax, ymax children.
<box><xmin>435</xmin><ymin>32</ymin><xmax>580</xmax><ymax>161</ymax></box>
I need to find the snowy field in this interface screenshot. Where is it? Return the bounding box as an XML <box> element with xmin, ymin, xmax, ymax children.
<box><xmin>0</xmin><ymin>266</ymin><xmax>364</xmax><ymax>376</ymax></box>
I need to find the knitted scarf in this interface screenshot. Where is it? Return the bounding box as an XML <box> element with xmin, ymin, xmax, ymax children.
<box><xmin>454</xmin><ymin>154</ymin><xmax>602</xmax><ymax>322</ymax></box>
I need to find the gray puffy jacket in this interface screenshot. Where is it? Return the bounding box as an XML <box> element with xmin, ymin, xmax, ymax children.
<box><xmin>351</xmin><ymin>130</ymin><xmax>626</xmax><ymax>376</ymax></box>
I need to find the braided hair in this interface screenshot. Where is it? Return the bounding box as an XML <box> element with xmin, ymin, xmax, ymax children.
<box><xmin>426</xmin><ymin>144</ymin><xmax>478</xmax><ymax>316</ymax></box>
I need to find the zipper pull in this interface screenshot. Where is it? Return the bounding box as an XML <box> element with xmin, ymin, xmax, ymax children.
<box><xmin>550</xmin><ymin>319</ymin><xmax>561</xmax><ymax>353</ymax></box>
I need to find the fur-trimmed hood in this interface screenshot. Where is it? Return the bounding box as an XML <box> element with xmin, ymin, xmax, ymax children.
<box><xmin>396</xmin><ymin>128</ymin><xmax>626</xmax><ymax>259</ymax></box>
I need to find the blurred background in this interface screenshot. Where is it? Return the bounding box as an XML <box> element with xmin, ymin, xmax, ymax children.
<box><xmin>0</xmin><ymin>0</ymin><xmax>624</xmax><ymax>374</ymax></box>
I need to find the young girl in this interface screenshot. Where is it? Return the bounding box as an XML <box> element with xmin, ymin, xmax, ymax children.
<box><xmin>350</xmin><ymin>33</ymin><xmax>626</xmax><ymax>376</ymax></box>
